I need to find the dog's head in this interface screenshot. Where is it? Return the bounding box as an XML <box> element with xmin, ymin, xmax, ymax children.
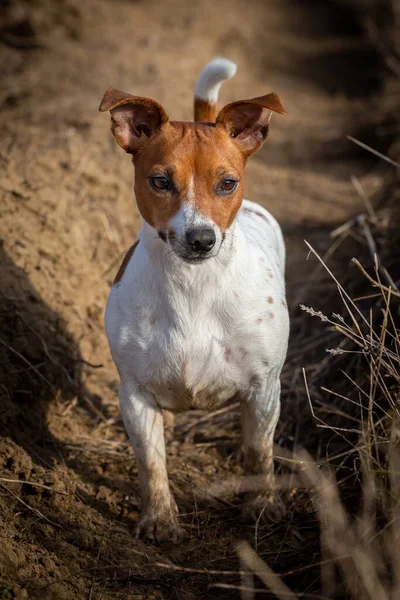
<box><xmin>99</xmin><ymin>88</ymin><xmax>285</xmax><ymax>263</ymax></box>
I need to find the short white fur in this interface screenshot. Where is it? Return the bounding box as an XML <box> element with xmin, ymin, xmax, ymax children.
<box><xmin>194</xmin><ymin>57</ymin><xmax>237</xmax><ymax>103</ymax></box>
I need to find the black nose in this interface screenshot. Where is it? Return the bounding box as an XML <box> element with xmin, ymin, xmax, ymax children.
<box><xmin>186</xmin><ymin>228</ymin><xmax>216</xmax><ymax>252</ymax></box>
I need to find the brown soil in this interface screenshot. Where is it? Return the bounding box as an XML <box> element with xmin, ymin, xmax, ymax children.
<box><xmin>0</xmin><ymin>0</ymin><xmax>397</xmax><ymax>598</ymax></box>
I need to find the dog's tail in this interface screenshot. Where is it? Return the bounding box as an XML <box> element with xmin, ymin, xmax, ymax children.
<box><xmin>194</xmin><ymin>58</ymin><xmax>237</xmax><ymax>123</ymax></box>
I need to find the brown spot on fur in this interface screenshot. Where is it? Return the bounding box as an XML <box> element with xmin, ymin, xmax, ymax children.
<box><xmin>194</xmin><ymin>97</ymin><xmax>216</xmax><ymax>122</ymax></box>
<box><xmin>113</xmin><ymin>240</ymin><xmax>139</xmax><ymax>285</ymax></box>
<box><xmin>255</xmin><ymin>210</ymin><xmax>269</xmax><ymax>224</ymax></box>
<box><xmin>281</xmin><ymin>299</ymin><xmax>287</xmax><ymax>308</ymax></box>
<box><xmin>224</xmin><ymin>346</ymin><xmax>232</xmax><ymax>361</ymax></box>
<box><xmin>268</xmin><ymin>272</ymin><xmax>274</xmax><ymax>279</ymax></box>
<box><xmin>267</xmin><ymin>296</ymin><xmax>274</xmax><ymax>304</ymax></box>
<box><xmin>256</xmin><ymin>318</ymin><xmax>263</xmax><ymax>324</ymax></box>
<box><xmin>243</xmin><ymin>207</ymin><xmax>269</xmax><ymax>224</ymax></box>
<box><xmin>269</xmin><ymin>312</ymin><xmax>274</xmax><ymax>319</ymax></box>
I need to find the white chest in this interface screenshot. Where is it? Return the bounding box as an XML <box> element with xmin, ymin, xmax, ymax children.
<box><xmin>107</xmin><ymin>262</ymin><xmax>287</xmax><ymax>412</ymax></box>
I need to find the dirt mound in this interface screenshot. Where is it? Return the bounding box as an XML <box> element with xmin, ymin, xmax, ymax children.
<box><xmin>0</xmin><ymin>0</ymin><xmax>399</xmax><ymax>598</ymax></box>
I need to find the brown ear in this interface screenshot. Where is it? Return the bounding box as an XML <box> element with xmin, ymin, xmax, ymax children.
<box><xmin>216</xmin><ymin>93</ymin><xmax>286</xmax><ymax>156</ymax></box>
<box><xmin>99</xmin><ymin>87</ymin><xmax>169</xmax><ymax>155</ymax></box>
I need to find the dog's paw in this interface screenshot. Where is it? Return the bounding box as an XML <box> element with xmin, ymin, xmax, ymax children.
<box><xmin>241</xmin><ymin>491</ymin><xmax>286</xmax><ymax>524</ymax></box>
<box><xmin>135</xmin><ymin>502</ymin><xmax>183</xmax><ymax>544</ymax></box>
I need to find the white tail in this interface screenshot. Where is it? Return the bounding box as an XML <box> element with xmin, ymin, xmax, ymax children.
<box><xmin>194</xmin><ymin>57</ymin><xmax>237</xmax><ymax>122</ymax></box>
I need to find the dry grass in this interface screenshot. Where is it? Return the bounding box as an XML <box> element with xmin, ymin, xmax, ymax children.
<box><xmin>228</xmin><ymin>195</ymin><xmax>400</xmax><ymax>598</ymax></box>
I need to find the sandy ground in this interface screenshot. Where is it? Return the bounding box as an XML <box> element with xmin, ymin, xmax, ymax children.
<box><xmin>0</xmin><ymin>0</ymin><xmax>396</xmax><ymax>598</ymax></box>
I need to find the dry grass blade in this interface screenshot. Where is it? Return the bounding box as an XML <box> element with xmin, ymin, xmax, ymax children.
<box><xmin>0</xmin><ymin>337</ymin><xmax>56</xmax><ymax>393</ymax></box>
<box><xmin>152</xmin><ymin>562</ymin><xmax>248</xmax><ymax>577</ymax></box>
<box><xmin>0</xmin><ymin>477</ymin><xmax>69</xmax><ymax>495</ymax></box>
<box><xmin>240</xmin><ymin>554</ymin><xmax>256</xmax><ymax>600</ymax></box>
<box><xmin>1</xmin><ymin>482</ymin><xmax>61</xmax><ymax>529</ymax></box>
<box><xmin>346</xmin><ymin>136</ymin><xmax>400</xmax><ymax>168</ymax></box>
<box><xmin>350</xmin><ymin>175</ymin><xmax>377</xmax><ymax>223</ymax></box>
<box><xmin>237</xmin><ymin>541</ymin><xmax>298</xmax><ymax>600</ymax></box>
<box><xmin>303</xmin><ymin>241</ymin><xmax>373</xmax><ymax>336</ymax></box>
<box><xmin>352</xmin><ymin>258</ymin><xmax>400</xmax><ymax>298</ymax></box>
<box><xmin>209</xmin><ymin>583</ymin><xmax>283</xmax><ymax>596</ymax></box>
<box><xmin>297</xmin><ymin>450</ymin><xmax>390</xmax><ymax>600</ymax></box>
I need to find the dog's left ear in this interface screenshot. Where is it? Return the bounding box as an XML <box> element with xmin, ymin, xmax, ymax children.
<box><xmin>99</xmin><ymin>87</ymin><xmax>169</xmax><ymax>155</ymax></box>
<box><xmin>216</xmin><ymin>93</ymin><xmax>286</xmax><ymax>157</ymax></box>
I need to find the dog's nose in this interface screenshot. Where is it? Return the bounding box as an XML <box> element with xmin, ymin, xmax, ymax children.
<box><xmin>186</xmin><ymin>228</ymin><xmax>216</xmax><ymax>252</ymax></box>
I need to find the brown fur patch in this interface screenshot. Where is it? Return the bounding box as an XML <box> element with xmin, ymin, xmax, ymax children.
<box><xmin>243</xmin><ymin>207</ymin><xmax>269</xmax><ymax>224</ymax></box>
<box><xmin>194</xmin><ymin>97</ymin><xmax>216</xmax><ymax>122</ymax></box>
<box><xmin>268</xmin><ymin>296</ymin><xmax>274</xmax><ymax>304</ymax></box>
<box><xmin>113</xmin><ymin>240</ymin><xmax>139</xmax><ymax>285</ymax></box>
<box><xmin>254</xmin><ymin>210</ymin><xmax>269</xmax><ymax>223</ymax></box>
<box><xmin>133</xmin><ymin>121</ymin><xmax>246</xmax><ymax>232</ymax></box>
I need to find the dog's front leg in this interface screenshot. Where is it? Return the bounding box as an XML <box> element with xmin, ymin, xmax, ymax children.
<box><xmin>240</xmin><ymin>375</ymin><xmax>285</xmax><ymax>522</ymax></box>
<box><xmin>119</xmin><ymin>378</ymin><xmax>182</xmax><ymax>543</ymax></box>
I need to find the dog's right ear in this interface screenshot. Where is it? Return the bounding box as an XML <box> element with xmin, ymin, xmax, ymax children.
<box><xmin>99</xmin><ymin>88</ymin><xmax>169</xmax><ymax>155</ymax></box>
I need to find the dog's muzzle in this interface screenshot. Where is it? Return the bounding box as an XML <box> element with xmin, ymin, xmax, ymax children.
<box><xmin>186</xmin><ymin>228</ymin><xmax>216</xmax><ymax>253</ymax></box>
<box><xmin>158</xmin><ymin>227</ymin><xmax>219</xmax><ymax>263</ymax></box>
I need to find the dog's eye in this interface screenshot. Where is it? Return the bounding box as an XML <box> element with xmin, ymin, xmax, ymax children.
<box><xmin>218</xmin><ymin>179</ymin><xmax>238</xmax><ymax>194</ymax></box>
<box><xmin>150</xmin><ymin>176</ymin><xmax>171</xmax><ymax>191</ymax></box>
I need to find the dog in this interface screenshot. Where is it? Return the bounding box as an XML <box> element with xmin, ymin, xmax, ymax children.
<box><xmin>99</xmin><ymin>58</ymin><xmax>289</xmax><ymax>543</ymax></box>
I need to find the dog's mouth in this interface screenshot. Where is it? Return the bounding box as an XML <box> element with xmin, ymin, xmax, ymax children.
<box><xmin>158</xmin><ymin>230</ymin><xmax>169</xmax><ymax>243</ymax></box>
<box><xmin>179</xmin><ymin>254</ymin><xmax>213</xmax><ymax>264</ymax></box>
<box><xmin>173</xmin><ymin>246</ymin><xmax>217</xmax><ymax>264</ymax></box>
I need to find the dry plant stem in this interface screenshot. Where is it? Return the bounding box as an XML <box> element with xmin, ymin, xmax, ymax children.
<box><xmin>293</xmin><ymin>230</ymin><xmax>349</xmax><ymax>307</ymax></box>
<box><xmin>0</xmin><ymin>477</ymin><xmax>69</xmax><ymax>495</ymax></box>
<box><xmin>352</xmin><ymin>258</ymin><xmax>400</xmax><ymax>298</ymax></box>
<box><xmin>304</xmin><ymin>241</ymin><xmax>375</xmax><ymax>337</ymax></box>
<box><xmin>152</xmin><ymin>562</ymin><xmax>248</xmax><ymax>576</ymax></box>
<box><xmin>330</xmin><ymin>216</ymin><xmax>358</xmax><ymax>239</ymax></box>
<box><xmin>365</xmin><ymin>17</ymin><xmax>400</xmax><ymax>78</ymax></box>
<box><xmin>240</xmin><ymin>555</ymin><xmax>255</xmax><ymax>600</ymax></box>
<box><xmin>357</xmin><ymin>215</ymin><xmax>378</xmax><ymax>264</ymax></box>
<box><xmin>350</xmin><ymin>175</ymin><xmax>377</xmax><ymax>224</ymax></box>
<box><xmin>298</xmin><ymin>450</ymin><xmax>390</xmax><ymax>600</ymax></box>
<box><xmin>302</xmin><ymin>369</ymin><xmax>356</xmax><ymax>434</ymax></box>
<box><xmin>181</xmin><ymin>402</ymin><xmax>239</xmax><ymax>440</ymax></box>
<box><xmin>346</xmin><ymin>135</ymin><xmax>400</xmax><ymax>168</ymax></box>
<box><xmin>1</xmin><ymin>483</ymin><xmax>61</xmax><ymax>529</ymax></box>
<box><xmin>210</xmin><ymin>583</ymin><xmax>303</xmax><ymax>596</ymax></box>
<box><xmin>237</xmin><ymin>541</ymin><xmax>298</xmax><ymax>600</ymax></box>
<box><xmin>0</xmin><ymin>337</ymin><xmax>56</xmax><ymax>393</ymax></box>
<box><xmin>389</xmin><ymin>420</ymin><xmax>400</xmax><ymax>596</ymax></box>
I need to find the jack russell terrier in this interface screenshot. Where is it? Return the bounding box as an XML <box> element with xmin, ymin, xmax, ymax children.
<box><xmin>99</xmin><ymin>58</ymin><xmax>289</xmax><ymax>543</ymax></box>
